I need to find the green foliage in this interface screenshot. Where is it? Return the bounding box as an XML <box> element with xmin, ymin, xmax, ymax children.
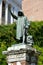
<box><xmin>34</xmin><ymin>45</ymin><xmax>43</xmax><ymax>65</ymax></box>
<box><xmin>0</xmin><ymin>23</ymin><xmax>16</xmax><ymax>65</ymax></box>
<box><xmin>0</xmin><ymin>22</ymin><xmax>43</xmax><ymax>65</ymax></box>
<box><xmin>29</xmin><ymin>22</ymin><xmax>43</xmax><ymax>47</ymax></box>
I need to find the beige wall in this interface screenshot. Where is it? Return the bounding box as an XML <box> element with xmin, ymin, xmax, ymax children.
<box><xmin>22</xmin><ymin>0</ymin><xmax>43</xmax><ymax>21</ymax></box>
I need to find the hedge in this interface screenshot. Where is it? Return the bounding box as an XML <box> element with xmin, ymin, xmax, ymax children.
<box><xmin>29</xmin><ymin>21</ymin><xmax>43</xmax><ymax>47</ymax></box>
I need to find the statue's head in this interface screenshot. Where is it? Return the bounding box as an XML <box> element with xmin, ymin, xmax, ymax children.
<box><xmin>18</xmin><ymin>10</ymin><xmax>24</xmax><ymax>16</ymax></box>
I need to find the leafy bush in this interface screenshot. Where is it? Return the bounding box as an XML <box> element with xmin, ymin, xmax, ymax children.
<box><xmin>29</xmin><ymin>21</ymin><xmax>43</xmax><ymax>47</ymax></box>
<box><xmin>34</xmin><ymin>45</ymin><xmax>43</xmax><ymax>65</ymax></box>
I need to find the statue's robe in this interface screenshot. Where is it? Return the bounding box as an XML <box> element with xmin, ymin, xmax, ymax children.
<box><xmin>16</xmin><ymin>16</ymin><xmax>30</xmax><ymax>40</ymax></box>
<box><xmin>9</xmin><ymin>9</ymin><xmax>30</xmax><ymax>41</ymax></box>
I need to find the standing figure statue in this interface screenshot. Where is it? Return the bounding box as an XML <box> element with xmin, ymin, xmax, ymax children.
<box><xmin>9</xmin><ymin>9</ymin><xmax>30</xmax><ymax>43</ymax></box>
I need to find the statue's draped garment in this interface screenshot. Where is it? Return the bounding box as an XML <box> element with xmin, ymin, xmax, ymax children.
<box><xmin>16</xmin><ymin>16</ymin><xmax>30</xmax><ymax>40</ymax></box>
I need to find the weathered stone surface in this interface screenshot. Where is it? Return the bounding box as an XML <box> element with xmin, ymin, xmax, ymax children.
<box><xmin>7</xmin><ymin>53</ymin><xmax>26</xmax><ymax>62</ymax></box>
<box><xmin>3</xmin><ymin>43</ymin><xmax>38</xmax><ymax>65</ymax></box>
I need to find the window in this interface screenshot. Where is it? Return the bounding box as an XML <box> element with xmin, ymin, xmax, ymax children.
<box><xmin>2</xmin><ymin>1</ymin><xmax>5</xmax><ymax>17</ymax></box>
<box><xmin>2</xmin><ymin>1</ymin><xmax>5</xmax><ymax>24</ymax></box>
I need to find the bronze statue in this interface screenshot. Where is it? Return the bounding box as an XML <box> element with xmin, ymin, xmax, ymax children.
<box><xmin>9</xmin><ymin>9</ymin><xmax>30</xmax><ymax>43</ymax></box>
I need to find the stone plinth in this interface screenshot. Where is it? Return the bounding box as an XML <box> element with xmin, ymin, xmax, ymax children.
<box><xmin>3</xmin><ymin>44</ymin><xmax>39</xmax><ymax>65</ymax></box>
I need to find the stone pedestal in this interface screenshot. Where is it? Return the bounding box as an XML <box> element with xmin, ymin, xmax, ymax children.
<box><xmin>3</xmin><ymin>44</ymin><xmax>39</xmax><ymax>65</ymax></box>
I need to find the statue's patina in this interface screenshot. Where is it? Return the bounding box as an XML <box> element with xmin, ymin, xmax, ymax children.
<box><xmin>9</xmin><ymin>10</ymin><xmax>30</xmax><ymax>43</ymax></box>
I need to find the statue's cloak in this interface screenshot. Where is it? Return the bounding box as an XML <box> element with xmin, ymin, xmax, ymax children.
<box><xmin>16</xmin><ymin>16</ymin><xmax>30</xmax><ymax>40</ymax></box>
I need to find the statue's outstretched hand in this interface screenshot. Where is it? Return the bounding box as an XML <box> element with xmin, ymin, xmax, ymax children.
<box><xmin>9</xmin><ymin>8</ymin><xmax>18</xmax><ymax>20</ymax></box>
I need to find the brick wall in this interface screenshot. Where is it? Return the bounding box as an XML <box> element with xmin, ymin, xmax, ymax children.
<box><xmin>22</xmin><ymin>0</ymin><xmax>43</xmax><ymax>21</ymax></box>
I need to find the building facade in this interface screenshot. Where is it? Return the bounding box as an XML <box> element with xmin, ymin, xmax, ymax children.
<box><xmin>22</xmin><ymin>0</ymin><xmax>43</xmax><ymax>21</ymax></box>
<box><xmin>0</xmin><ymin>0</ymin><xmax>22</xmax><ymax>25</ymax></box>
<box><xmin>0</xmin><ymin>0</ymin><xmax>43</xmax><ymax>25</ymax></box>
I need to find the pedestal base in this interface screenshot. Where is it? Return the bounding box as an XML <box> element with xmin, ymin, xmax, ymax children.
<box><xmin>3</xmin><ymin>43</ymin><xmax>38</xmax><ymax>65</ymax></box>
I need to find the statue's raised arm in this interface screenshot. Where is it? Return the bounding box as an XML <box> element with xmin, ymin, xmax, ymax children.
<box><xmin>9</xmin><ymin>8</ymin><xmax>18</xmax><ymax>20</ymax></box>
<box><xmin>9</xmin><ymin>9</ymin><xmax>31</xmax><ymax>44</ymax></box>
